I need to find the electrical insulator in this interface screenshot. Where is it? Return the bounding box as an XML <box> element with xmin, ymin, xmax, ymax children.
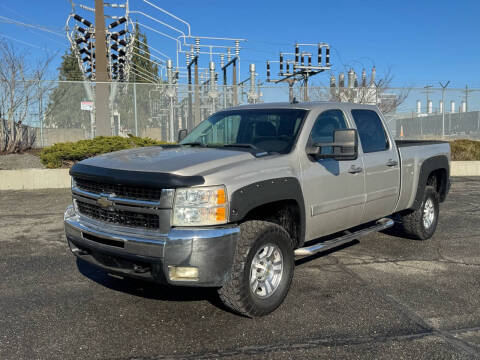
<box><xmin>108</xmin><ymin>17</ymin><xmax>126</xmax><ymax>29</ymax></box>
<box><xmin>279</xmin><ymin>53</ymin><xmax>284</xmax><ymax>75</ymax></box>
<box><xmin>73</xmin><ymin>14</ymin><xmax>92</xmax><ymax>27</ymax></box>
<box><xmin>308</xmin><ymin>55</ymin><xmax>312</xmax><ymax>67</ymax></box>
<box><xmin>326</xmin><ymin>46</ymin><xmax>330</xmax><ymax>65</ymax></box>
<box><xmin>295</xmin><ymin>44</ymin><xmax>299</xmax><ymax>64</ymax></box>
<box><xmin>266</xmin><ymin>61</ymin><xmax>270</xmax><ymax>80</ymax></box>
<box><xmin>286</xmin><ymin>62</ymin><xmax>290</xmax><ymax>74</ymax></box>
<box><xmin>318</xmin><ymin>45</ymin><xmax>322</xmax><ymax>65</ymax></box>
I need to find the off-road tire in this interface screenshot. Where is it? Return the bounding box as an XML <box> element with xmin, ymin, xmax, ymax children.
<box><xmin>218</xmin><ymin>220</ymin><xmax>295</xmax><ymax>317</ymax></box>
<box><xmin>397</xmin><ymin>185</ymin><xmax>439</xmax><ymax>240</ymax></box>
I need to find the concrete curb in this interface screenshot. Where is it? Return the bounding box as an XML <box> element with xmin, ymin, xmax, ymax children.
<box><xmin>1</xmin><ymin>161</ymin><xmax>479</xmax><ymax>191</ymax></box>
<box><xmin>0</xmin><ymin>169</ymin><xmax>70</xmax><ymax>190</ymax></box>
<box><xmin>450</xmin><ymin>161</ymin><xmax>480</xmax><ymax>177</ymax></box>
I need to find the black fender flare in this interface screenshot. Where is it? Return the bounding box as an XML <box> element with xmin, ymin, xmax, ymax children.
<box><xmin>411</xmin><ymin>155</ymin><xmax>450</xmax><ymax>210</ymax></box>
<box><xmin>229</xmin><ymin>177</ymin><xmax>306</xmax><ymax>246</ymax></box>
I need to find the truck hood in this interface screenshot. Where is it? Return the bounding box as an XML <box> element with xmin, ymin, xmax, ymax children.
<box><xmin>79</xmin><ymin>146</ymin><xmax>255</xmax><ymax>176</ymax></box>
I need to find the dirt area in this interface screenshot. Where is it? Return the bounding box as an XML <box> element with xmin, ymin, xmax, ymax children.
<box><xmin>0</xmin><ymin>151</ymin><xmax>45</xmax><ymax>170</ymax></box>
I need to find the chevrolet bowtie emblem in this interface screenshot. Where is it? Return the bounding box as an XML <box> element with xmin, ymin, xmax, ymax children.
<box><xmin>97</xmin><ymin>196</ymin><xmax>114</xmax><ymax>208</ymax></box>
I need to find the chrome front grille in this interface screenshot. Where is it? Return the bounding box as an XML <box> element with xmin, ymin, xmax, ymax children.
<box><xmin>73</xmin><ymin>177</ymin><xmax>162</xmax><ymax>202</ymax></box>
<box><xmin>71</xmin><ymin>179</ymin><xmax>173</xmax><ymax>231</ymax></box>
<box><xmin>76</xmin><ymin>200</ymin><xmax>160</xmax><ymax>229</ymax></box>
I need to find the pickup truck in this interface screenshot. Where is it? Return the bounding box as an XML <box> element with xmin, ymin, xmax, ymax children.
<box><xmin>64</xmin><ymin>102</ymin><xmax>450</xmax><ymax>317</ymax></box>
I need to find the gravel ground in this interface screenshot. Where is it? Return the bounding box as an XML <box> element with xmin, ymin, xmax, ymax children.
<box><xmin>0</xmin><ymin>153</ymin><xmax>45</xmax><ymax>170</ymax></box>
<box><xmin>0</xmin><ymin>178</ymin><xmax>479</xmax><ymax>359</ymax></box>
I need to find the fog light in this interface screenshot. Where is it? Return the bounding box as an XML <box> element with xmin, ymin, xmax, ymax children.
<box><xmin>168</xmin><ymin>266</ymin><xmax>199</xmax><ymax>281</ymax></box>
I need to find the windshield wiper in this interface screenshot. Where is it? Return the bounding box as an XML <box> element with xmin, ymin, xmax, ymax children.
<box><xmin>223</xmin><ymin>143</ymin><xmax>261</xmax><ymax>151</ymax></box>
<box><xmin>181</xmin><ymin>142</ymin><xmax>204</xmax><ymax>147</ymax></box>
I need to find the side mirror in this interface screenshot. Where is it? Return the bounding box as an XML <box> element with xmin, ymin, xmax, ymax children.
<box><xmin>177</xmin><ymin>129</ymin><xmax>188</xmax><ymax>142</ymax></box>
<box><xmin>307</xmin><ymin>129</ymin><xmax>358</xmax><ymax>161</ymax></box>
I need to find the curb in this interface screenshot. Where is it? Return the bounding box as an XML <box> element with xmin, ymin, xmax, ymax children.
<box><xmin>0</xmin><ymin>169</ymin><xmax>70</xmax><ymax>190</ymax></box>
<box><xmin>450</xmin><ymin>161</ymin><xmax>480</xmax><ymax>177</ymax></box>
<box><xmin>1</xmin><ymin>161</ymin><xmax>479</xmax><ymax>191</ymax></box>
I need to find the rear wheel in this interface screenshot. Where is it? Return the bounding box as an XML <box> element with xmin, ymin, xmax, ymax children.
<box><xmin>218</xmin><ymin>220</ymin><xmax>294</xmax><ymax>317</ymax></box>
<box><xmin>397</xmin><ymin>185</ymin><xmax>439</xmax><ymax>240</ymax></box>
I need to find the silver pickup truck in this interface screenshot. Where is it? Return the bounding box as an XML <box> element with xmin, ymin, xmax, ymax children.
<box><xmin>64</xmin><ymin>102</ymin><xmax>450</xmax><ymax>317</ymax></box>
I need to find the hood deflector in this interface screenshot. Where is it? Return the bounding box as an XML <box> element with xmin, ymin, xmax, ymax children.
<box><xmin>70</xmin><ymin>163</ymin><xmax>205</xmax><ymax>189</ymax></box>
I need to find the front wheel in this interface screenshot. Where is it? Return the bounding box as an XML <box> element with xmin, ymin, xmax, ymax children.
<box><xmin>218</xmin><ymin>220</ymin><xmax>294</xmax><ymax>317</ymax></box>
<box><xmin>397</xmin><ymin>185</ymin><xmax>440</xmax><ymax>240</ymax></box>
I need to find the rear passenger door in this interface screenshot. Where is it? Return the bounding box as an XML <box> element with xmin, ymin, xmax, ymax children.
<box><xmin>350</xmin><ymin>109</ymin><xmax>400</xmax><ymax>222</ymax></box>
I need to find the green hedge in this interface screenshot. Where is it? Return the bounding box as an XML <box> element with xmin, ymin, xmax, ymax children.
<box><xmin>40</xmin><ymin>135</ymin><xmax>169</xmax><ymax>168</ymax></box>
<box><xmin>450</xmin><ymin>139</ymin><xmax>480</xmax><ymax>161</ymax></box>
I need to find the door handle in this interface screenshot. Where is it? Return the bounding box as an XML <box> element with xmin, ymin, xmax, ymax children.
<box><xmin>348</xmin><ymin>165</ymin><xmax>363</xmax><ymax>174</ymax></box>
<box><xmin>386</xmin><ymin>159</ymin><xmax>398</xmax><ymax>167</ymax></box>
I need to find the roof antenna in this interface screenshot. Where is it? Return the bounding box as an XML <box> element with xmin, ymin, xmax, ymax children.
<box><xmin>291</xmin><ymin>97</ymin><xmax>299</xmax><ymax>104</ymax></box>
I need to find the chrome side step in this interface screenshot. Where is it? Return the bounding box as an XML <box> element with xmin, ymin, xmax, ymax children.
<box><xmin>294</xmin><ymin>218</ymin><xmax>394</xmax><ymax>257</ymax></box>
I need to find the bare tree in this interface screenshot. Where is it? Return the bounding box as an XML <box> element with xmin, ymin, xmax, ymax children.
<box><xmin>309</xmin><ymin>68</ymin><xmax>409</xmax><ymax>114</ymax></box>
<box><xmin>0</xmin><ymin>41</ymin><xmax>55</xmax><ymax>153</ymax></box>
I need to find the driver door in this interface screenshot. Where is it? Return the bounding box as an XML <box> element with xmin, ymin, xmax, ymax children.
<box><xmin>300</xmin><ymin>109</ymin><xmax>366</xmax><ymax>240</ymax></box>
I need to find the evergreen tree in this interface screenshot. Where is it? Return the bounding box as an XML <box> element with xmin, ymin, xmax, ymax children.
<box><xmin>115</xmin><ymin>23</ymin><xmax>161</xmax><ymax>134</ymax></box>
<box><xmin>44</xmin><ymin>47</ymin><xmax>88</xmax><ymax>128</ymax></box>
<box><xmin>130</xmin><ymin>23</ymin><xmax>159</xmax><ymax>82</ymax></box>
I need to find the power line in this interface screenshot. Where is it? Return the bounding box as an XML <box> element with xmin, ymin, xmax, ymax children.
<box><xmin>0</xmin><ymin>15</ymin><xmax>64</xmax><ymax>37</ymax></box>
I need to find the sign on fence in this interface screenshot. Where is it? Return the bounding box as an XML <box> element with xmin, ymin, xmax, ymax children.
<box><xmin>80</xmin><ymin>101</ymin><xmax>94</xmax><ymax>111</ymax></box>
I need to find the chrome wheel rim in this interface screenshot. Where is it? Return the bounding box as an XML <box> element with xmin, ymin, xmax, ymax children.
<box><xmin>250</xmin><ymin>243</ymin><xmax>284</xmax><ymax>299</ymax></box>
<box><xmin>423</xmin><ymin>198</ymin><xmax>435</xmax><ymax>229</ymax></box>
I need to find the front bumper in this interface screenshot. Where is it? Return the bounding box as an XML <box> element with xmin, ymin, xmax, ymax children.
<box><xmin>64</xmin><ymin>206</ymin><xmax>239</xmax><ymax>287</ymax></box>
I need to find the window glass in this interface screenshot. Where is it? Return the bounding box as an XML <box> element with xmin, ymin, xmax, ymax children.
<box><xmin>180</xmin><ymin>109</ymin><xmax>307</xmax><ymax>154</ymax></box>
<box><xmin>308</xmin><ymin>109</ymin><xmax>347</xmax><ymax>155</ymax></box>
<box><xmin>309</xmin><ymin>109</ymin><xmax>347</xmax><ymax>144</ymax></box>
<box><xmin>351</xmin><ymin>109</ymin><xmax>389</xmax><ymax>153</ymax></box>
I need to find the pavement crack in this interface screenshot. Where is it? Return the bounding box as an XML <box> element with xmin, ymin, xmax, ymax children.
<box><xmin>334</xmin><ymin>260</ymin><xmax>480</xmax><ymax>358</ymax></box>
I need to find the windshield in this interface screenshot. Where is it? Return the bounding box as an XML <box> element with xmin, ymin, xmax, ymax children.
<box><xmin>180</xmin><ymin>108</ymin><xmax>308</xmax><ymax>154</ymax></box>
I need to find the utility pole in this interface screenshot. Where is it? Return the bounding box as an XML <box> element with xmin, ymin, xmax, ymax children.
<box><xmin>463</xmin><ymin>84</ymin><xmax>469</xmax><ymax>112</ymax></box>
<box><xmin>439</xmin><ymin>81</ymin><xmax>450</xmax><ymax>138</ymax></box>
<box><xmin>94</xmin><ymin>0</ymin><xmax>111</xmax><ymax>136</ymax></box>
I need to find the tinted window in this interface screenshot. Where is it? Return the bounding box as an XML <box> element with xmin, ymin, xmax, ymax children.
<box><xmin>181</xmin><ymin>109</ymin><xmax>307</xmax><ymax>154</ymax></box>
<box><xmin>309</xmin><ymin>109</ymin><xmax>347</xmax><ymax>144</ymax></box>
<box><xmin>351</xmin><ymin>109</ymin><xmax>389</xmax><ymax>153</ymax></box>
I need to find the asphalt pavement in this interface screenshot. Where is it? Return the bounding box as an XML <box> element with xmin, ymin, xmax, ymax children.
<box><xmin>1</xmin><ymin>178</ymin><xmax>480</xmax><ymax>359</ymax></box>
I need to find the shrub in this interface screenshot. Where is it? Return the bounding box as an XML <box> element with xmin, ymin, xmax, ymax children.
<box><xmin>40</xmin><ymin>135</ymin><xmax>170</xmax><ymax>168</ymax></box>
<box><xmin>450</xmin><ymin>139</ymin><xmax>480</xmax><ymax>161</ymax></box>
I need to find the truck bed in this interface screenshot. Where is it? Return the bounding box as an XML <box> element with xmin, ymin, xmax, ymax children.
<box><xmin>394</xmin><ymin>140</ymin><xmax>450</xmax><ymax>213</ymax></box>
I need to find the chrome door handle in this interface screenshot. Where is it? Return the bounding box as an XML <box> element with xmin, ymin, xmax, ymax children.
<box><xmin>348</xmin><ymin>165</ymin><xmax>363</xmax><ymax>174</ymax></box>
<box><xmin>386</xmin><ymin>159</ymin><xmax>398</xmax><ymax>167</ymax></box>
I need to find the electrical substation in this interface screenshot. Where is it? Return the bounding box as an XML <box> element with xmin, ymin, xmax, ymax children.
<box><xmin>66</xmin><ymin>0</ymin><xmax>334</xmax><ymax>141</ymax></box>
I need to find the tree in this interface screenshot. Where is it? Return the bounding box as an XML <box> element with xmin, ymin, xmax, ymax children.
<box><xmin>130</xmin><ymin>24</ymin><xmax>159</xmax><ymax>83</ymax></box>
<box><xmin>115</xmin><ymin>23</ymin><xmax>162</xmax><ymax>134</ymax></box>
<box><xmin>309</xmin><ymin>67</ymin><xmax>409</xmax><ymax>114</ymax></box>
<box><xmin>0</xmin><ymin>41</ymin><xmax>54</xmax><ymax>152</ymax></box>
<box><xmin>44</xmin><ymin>46</ymin><xmax>89</xmax><ymax>128</ymax></box>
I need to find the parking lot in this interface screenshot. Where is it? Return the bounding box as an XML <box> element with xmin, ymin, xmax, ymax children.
<box><xmin>1</xmin><ymin>178</ymin><xmax>479</xmax><ymax>359</ymax></box>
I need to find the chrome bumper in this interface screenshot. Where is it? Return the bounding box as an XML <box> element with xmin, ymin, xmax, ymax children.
<box><xmin>64</xmin><ymin>206</ymin><xmax>239</xmax><ymax>287</ymax></box>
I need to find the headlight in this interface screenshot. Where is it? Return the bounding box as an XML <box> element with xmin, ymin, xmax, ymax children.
<box><xmin>172</xmin><ymin>185</ymin><xmax>228</xmax><ymax>226</ymax></box>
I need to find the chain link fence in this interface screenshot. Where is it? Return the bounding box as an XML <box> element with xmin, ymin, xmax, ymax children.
<box><xmin>11</xmin><ymin>81</ymin><xmax>480</xmax><ymax>147</ymax></box>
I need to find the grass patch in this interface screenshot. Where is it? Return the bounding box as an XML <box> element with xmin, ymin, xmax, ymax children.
<box><xmin>450</xmin><ymin>139</ymin><xmax>480</xmax><ymax>161</ymax></box>
<box><xmin>40</xmin><ymin>135</ymin><xmax>169</xmax><ymax>168</ymax></box>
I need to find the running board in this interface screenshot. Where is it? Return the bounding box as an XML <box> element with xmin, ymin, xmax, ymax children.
<box><xmin>294</xmin><ymin>218</ymin><xmax>394</xmax><ymax>257</ymax></box>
